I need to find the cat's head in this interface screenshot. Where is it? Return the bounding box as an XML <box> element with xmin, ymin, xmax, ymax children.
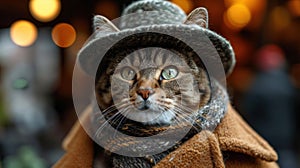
<box><xmin>78</xmin><ymin>4</ymin><xmax>235</xmax><ymax>128</ymax></box>
<box><xmin>90</xmin><ymin>7</ymin><xmax>213</xmax><ymax>125</ymax></box>
<box><xmin>96</xmin><ymin>48</ymin><xmax>210</xmax><ymax>125</ymax></box>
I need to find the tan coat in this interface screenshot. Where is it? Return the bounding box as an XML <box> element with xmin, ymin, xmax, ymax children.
<box><xmin>53</xmin><ymin>105</ymin><xmax>278</xmax><ymax>168</ymax></box>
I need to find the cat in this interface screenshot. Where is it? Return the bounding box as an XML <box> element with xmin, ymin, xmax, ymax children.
<box><xmin>82</xmin><ymin>2</ymin><xmax>231</xmax><ymax>167</ymax></box>
<box><xmin>91</xmin><ymin>46</ymin><xmax>212</xmax><ymax>167</ymax></box>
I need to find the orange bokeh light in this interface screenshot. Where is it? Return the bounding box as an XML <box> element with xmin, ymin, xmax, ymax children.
<box><xmin>224</xmin><ymin>3</ymin><xmax>252</xmax><ymax>29</ymax></box>
<box><xmin>10</xmin><ymin>20</ymin><xmax>38</xmax><ymax>47</ymax></box>
<box><xmin>171</xmin><ymin>0</ymin><xmax>193</xmax><ymax>13</ymax></box>
<box><xmin>224</xmin><ymin>0</ymin><xmax>259</xmax><ymax>10</ymax></box>
<box><xmin>52</xmin><ymin>23</ymin><xmax>76</xmax><ymax>48</ymax></box>
<box><xmin>288</xmin><ymin>0</ymin><xmax>300</xmax><ymax>16</ymax></box>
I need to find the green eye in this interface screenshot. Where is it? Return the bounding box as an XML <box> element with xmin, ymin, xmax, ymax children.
<box><xmin>121</xmin><ymin>67</ymin><xmax>136</xmax><ymax>80</ymax></box>
<box><xmin>161</xmin><ymin>66</ymin><xmax>178</xmax><ymax>80</ymax></box>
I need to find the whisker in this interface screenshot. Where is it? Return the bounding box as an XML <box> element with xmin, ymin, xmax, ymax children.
<box><xmin>172</xmin><ymin>107</ymin><xmax>202</xmax><ymax>130</ymax></box>
<box><xmin>173</xmin><ymin>106</ymin><xmax>198</xmax><ymax>121</ymax></box>
<box><xmin>171</xmin><ymin>110</ymin><xmax>193</xmax><ymax>123</ymax></box>
<box><xmin>95</xmin><ymin>102</ymin><xmax>131</xmax><ymax>121</ymax></box>
<box><xmin>171</xmin><ymin>112</ymin><xmax>201</xmax><ymax>131</ymax></box>
<box><xmin>173</xmin><ymin>104</ymin><xmax>198</xmax><ymax>113</ymax></box>
<box><xmin>101</xmin><ymin>100</ymin><xmax>130</xmax><ymax>113</ymax></box>
<box><xmin>153</xmin><ymin>102</ymin><xmax>173</xmax><ymax>110</ymax></box>
<box><xmin>113</xmin><ymin>106</ymin><xmax>131</xmax><ymax>138</ymax></box>
<box><xmin>95</xmin><ymin>111</ymin><xmax>123</xmax><ymax>138</ymax></box>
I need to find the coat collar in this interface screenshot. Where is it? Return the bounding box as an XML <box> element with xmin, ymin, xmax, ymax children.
<box><xmin>53</xmin><ymin>104</ymin><xmax>277</xmax><ymax>168</ymax></box>
<box><xmin>215</xmin><ymin>105</ymin><xmax>278</xmax><ymax>162</ymax></box>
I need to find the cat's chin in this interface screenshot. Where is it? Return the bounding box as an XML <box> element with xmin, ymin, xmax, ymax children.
<box><xmin>124</xmin><ymin>110</ymin><xmax>175</xmax><ymax>125</ymax></box>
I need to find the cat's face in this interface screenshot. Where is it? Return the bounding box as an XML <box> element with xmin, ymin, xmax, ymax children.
<box><xmin>96</xmin><ymin>48</ymin><xmax>210</xmax><ymax>125</ymax></box>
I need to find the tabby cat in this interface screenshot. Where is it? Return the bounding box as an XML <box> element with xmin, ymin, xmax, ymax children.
<box><xmin>92</xmin><ymin>45</ymin><xmax>213</xmax><ymax>167</ymax></box>
<box><xmin>86</xmin><ymin>2</ymin><xmax>230</xmax><ymax>167</ymax></box>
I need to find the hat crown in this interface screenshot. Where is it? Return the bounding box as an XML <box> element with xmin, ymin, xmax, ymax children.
<box><xmin>119</xmin><ymin>0</ymin><xmax>186</xmax><ymax>29</ymax></box>
<box><xmin>82</xmin><ymin>3</ymin><xmax>235</xmax><ymax>77</ymax></box>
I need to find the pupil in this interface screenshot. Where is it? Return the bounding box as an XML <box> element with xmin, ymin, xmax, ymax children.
<box><xmin>161</xmin><ymin>68</ymin><xmax>177</xmax><ymax>79</ymax></box>
<box><xmin>169</xmin><ymin>70</ymin><xmax>172</xmax><ymax>76</ymax></box>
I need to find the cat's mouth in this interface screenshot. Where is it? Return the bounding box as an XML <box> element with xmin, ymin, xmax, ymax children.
<box><xmin>136</xmin><ymin>100</ymin><xmax>151</xmax><ymax>111</ymax></box>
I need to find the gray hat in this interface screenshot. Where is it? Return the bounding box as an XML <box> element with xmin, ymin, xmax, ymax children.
<box><xmin>78</xmin><ymin>0</ymin><xmax>235</xmax><ymax>77</ymax></box>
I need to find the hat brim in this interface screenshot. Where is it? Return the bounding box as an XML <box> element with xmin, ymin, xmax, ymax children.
<box><xmin>78</xmin><ymin>24</ymin><xmax>235</xmax><ymax>77</ymax></box>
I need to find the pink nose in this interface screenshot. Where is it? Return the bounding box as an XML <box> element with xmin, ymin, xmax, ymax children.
<box><xmin>137</xmin><ymin>89</ymin><xmax>154</xmax><ymax>100</ymax></box>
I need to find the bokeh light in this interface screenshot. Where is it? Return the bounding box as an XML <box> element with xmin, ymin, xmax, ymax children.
<box><xmin>269</xmin><ymin>6</ymin><xmax>291</xmax><ymax>32</ymax></box>
<box><xmin>225</xmin><ymin>3</ymin><xmax>252</xmax><ymax>29</ymax></box>
<box><xmin>288</xmin><ymin>0</ymin><xmax>300</xmax><ymax>16</ymax></box>
<box><xmin>13</xmin><ymin>78</ymin><xmax>29</xmax><ymax>90</ymax></box>
<box><xmin>29</xmin><ymin>0</ymin><xmax>61</xmax><ymax>22</ymax></box>
<box><xmin>52</xmin><ymin>23</ymin><xmax>76</xmax><ymax>48</ymax></box>
<box><xmin>170</xmin><ymin>0</ymin><xmax>193</xmax><ymax>13</ymax></box>
<box><xmin>228</xmin><ymin>67</ymin><xmax>254</xmax><ymax>92</ymax></box>
<box><xmin>224</xmin><ymin>0</ymin><xmax>259</xmax><ymax>11</ymax></box>
<box><xmin>10</xmin><ymin>20</ymin><xmax>38</xmax><ymax>47</ymax></box>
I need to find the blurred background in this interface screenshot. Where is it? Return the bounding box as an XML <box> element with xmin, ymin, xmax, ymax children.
<box><xmin>0</xmin><ymin>0</ymin><xmax>299</xmax><ymax>167</ymax></box>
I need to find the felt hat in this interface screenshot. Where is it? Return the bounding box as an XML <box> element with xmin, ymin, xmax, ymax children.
<box><xmin>78</xmin><ymin>0</ymin><xmax>235</xmax><ymax>77</ymax></box>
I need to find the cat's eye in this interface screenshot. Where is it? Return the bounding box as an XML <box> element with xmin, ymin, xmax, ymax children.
<box><xmin>121</xmin><ymin>67</ymin><xmax>136</xmax><ymax>80</ymax></box>
<box><xmin>161</xmin><ymin>66</ymin><xmax>178</xmax><ymax>80</ymax></box>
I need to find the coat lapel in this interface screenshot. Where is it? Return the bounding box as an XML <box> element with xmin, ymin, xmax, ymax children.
<box><xmin>155</xmin><ymin>105</ymin><xmax>278</xmax><ymax>167</ymax></box>
<box><xmin>53</xmin><ymin>106</ymin><xmax>94</xmax><ymax>168</ymax></box>
<box><xmin>215</xmin><ymin>105</ymin><xmax>278</xmax><ymax>162</ymax></box>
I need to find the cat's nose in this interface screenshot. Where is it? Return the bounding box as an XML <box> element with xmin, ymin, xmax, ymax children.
<box><xmin>137</xmin><ymin>88</ymin><xmax>154</xmax><ymax>100</ymax></box>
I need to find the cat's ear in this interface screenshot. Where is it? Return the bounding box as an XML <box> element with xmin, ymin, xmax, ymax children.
<box><xmin>184</xmin><ymin>7</ymin><xmax>208</xmax><ymax>28</ymax></box>
<box><xmin>93</xmin><ymin>15</ymin><xmax>120</xmax><ymax>33</ymax></box>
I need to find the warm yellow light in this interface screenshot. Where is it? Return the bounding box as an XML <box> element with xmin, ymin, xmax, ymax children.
<box><xmin>225</xmin><ymin>4</ymin><xmax>251</xmax><ymax>29</ymax></box>
<box><xmin>52</xmin><ymin>23</ymin><xmax>76</xmax><ymax>48</ymax></box>
<box><xmin>224</xmin><ymin>0</ymin><xmax>258</xmax><ymax>10</ymax></box>
<box><xmin>171</xmin><ymin>0</ymin><xmax>193</xmax><ymax>13</ymax></box>
<box><xmin>29</xmin><ymin>0</ymin><xmax>61</xmax><ymax>22</ymax></box>
<box><xmin>10</xmin><ymin>20</ymin><xmax>38</xmax><ymax>47</ymax></box>
<box><xmin>288</xmin><ymin>0</ymin><xmax>300</xmax><ymax>16</ymax></box>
